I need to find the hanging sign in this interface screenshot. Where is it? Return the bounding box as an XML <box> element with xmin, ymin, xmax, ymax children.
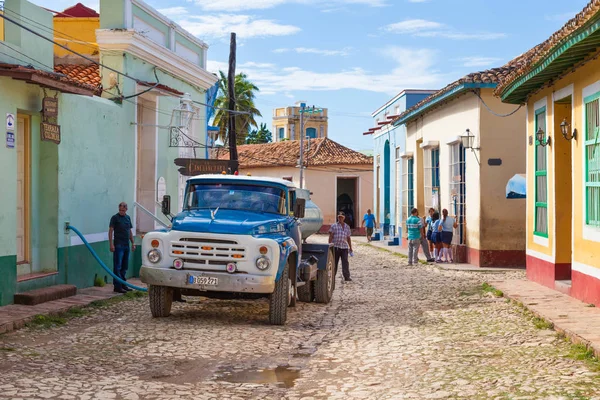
<box><xmin>174</xmin><ymin>158</ymin><xmax>239</xmax><ymax>176</ymax></box>
<box><xmin>6</xmin><ymin>113</ymin><xmax>15</xmax><ymax>131</ymax></box>
<box><xmin>40</xmin><ymin>122</ymin><xmax>61</xmax><ymax>144</ymax></box>
<box><xmin>42</xmin><ymin>97</ymin><xmax>58</xmax><ymax>118</ymax></box>
<box><xmin>6</xmin><ymin>131</ymin><xmax>15</xmax><ymax>148</ymax></box>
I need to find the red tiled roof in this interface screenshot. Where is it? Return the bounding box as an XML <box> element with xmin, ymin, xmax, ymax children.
<box><xmin>496</xmin><ymin>0</ymin><xmax>600</xmax><ymax>97</ymax></box>
<box><xmin>0</xmin><ymin>63</ymin><xmax>97</xmax><ymax>95</ymax></box>
<box><xmin>393</xmin><ymin>63</ymin><xmax>523</xmax><ymax>124</ymax></box>
<box><xmin>213</xmin><ymin>137</ymin><xmax>373</xmax><ymax>168</ymax></box>
<box><xmin>55</xmin><ymin>3</ymin><xmax>99</xmax><ymax>18</ymax></box>
<box><xmin>54</xmin><ymin>64</ymin><xmax>102</xmax><ymax>95</ymax></box>
<box><xmin>138</xmin><ymin>81</ymin><xmax>184</xmax><ymax>96</ymax></box>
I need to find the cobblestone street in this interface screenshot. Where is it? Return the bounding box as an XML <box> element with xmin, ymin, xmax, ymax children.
<box><xmin>0</xmin><ymin>239</ymin><xmax>599</xmax><ymax>400</ymax></box>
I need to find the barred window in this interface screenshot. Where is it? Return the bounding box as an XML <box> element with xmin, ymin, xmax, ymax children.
<box><xmin>585</xmin><ymin>98</ymin><xmax>600</xmax><ymax>227</ymax></box>
<box><xmin>402</xmin><ymin>157</ymin><xmax>414</xmax><ymax>231</ymax></box>
<box><xmin>449</xmin><ymin>143</ymin><xmax>466</xmax><ymax>245</ymax></box>
<box><xmin>424</xmin><ymin>147</ymin><xmax>440</xmax><ymax>211</ymax></box>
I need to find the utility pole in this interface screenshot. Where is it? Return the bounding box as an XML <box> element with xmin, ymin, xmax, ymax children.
<box><xmin>227</xmin><ymin>32</ymin><xmax>238</xmax><ymax>173</ymax></box>
<box><xmin>298</xmin><ymin>102</ymin><xmax>306</xmax><ymax>188</ymax></box>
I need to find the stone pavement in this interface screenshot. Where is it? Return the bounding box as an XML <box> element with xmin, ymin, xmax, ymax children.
<box><xmin>0</xmin><ymin>279</ymin><xmax>145</xmax><ymax>334</ymax></box>
<box><xmin>491</xmin><ymin>279</ymin><xmax>600</xmax><ymax>358</ymax></box>
<box><xmin>0</xmin><ymin>239</ymin><xmax>599</xmax><ymax>399</ymax></box>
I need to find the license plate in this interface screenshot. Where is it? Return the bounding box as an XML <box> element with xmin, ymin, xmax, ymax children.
<box><xmin>188</xmin><ymin>276</ymin><xmax>218</xmax><ymax>286</ymax></box>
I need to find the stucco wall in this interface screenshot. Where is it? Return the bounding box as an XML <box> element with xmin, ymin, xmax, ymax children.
<box><xmin>478</xmin><ymin>90</ymin><xmax>526</xmax><ymax>251</ymax></box>
<box><xmin>233</xmin><ymin>165</ymin><xmax>373</xmax><ymax>229</ymax></box>
<box><xmin>53</xmin><ymin>17</ymin><xmax>99</xmax><ymax>57</ymax></box>
<box><xmin>525</xmin><ymin>56</ymin><xmax>600</xmax><ymax>270</ymax></box>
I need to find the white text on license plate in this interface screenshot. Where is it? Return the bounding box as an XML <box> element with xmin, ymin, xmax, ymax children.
<box><xmin>189</xmin><ymin>276</ymin><xmax>218</xmax><ymax>286</ymax></box>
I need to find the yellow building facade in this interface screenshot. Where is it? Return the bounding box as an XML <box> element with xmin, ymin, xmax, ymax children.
<box><xmin>52</xmin><ymin>3</ymin><xmax>99</xmax><ymax>59</ymax></box>
<box><xmin>498</xmin><ymin>1</ymin><xmax>600</xmax><ymax>305</ymax></box>
<box><xmin>272</xmin><ymin>102</ymin><xmax>328</xmax><ymax>142</ymax></box>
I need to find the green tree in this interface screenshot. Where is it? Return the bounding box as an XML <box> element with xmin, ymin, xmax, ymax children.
<box><xmin>213</xmin><ymin>71</ymin><xmax>262</xmax><ymax>145</ymax></box>
<box><xmin>246</xmin><ymin>123</ymin><xmax>272</xmax><ymax>144</ymax></box>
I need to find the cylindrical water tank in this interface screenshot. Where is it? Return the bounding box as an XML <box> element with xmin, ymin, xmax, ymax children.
<box><xmin>296</xmin><ymin>188</ymin><xmax>323</xmax><ymax>240</ymax></box>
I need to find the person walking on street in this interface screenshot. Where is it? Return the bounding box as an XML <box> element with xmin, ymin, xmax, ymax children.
<box><xmin>109</xmin><ymin>202</ymin><xmax>136</xmax><ymax>293</ymax></box>
<box><xmin>425</xmin><ymin>208</ymin><xmax>435</xmax><ymax>255</ymax></box>
<box><xmin>438</xmin><ymin>208</ymin><xmax>458</xmax><ymax>263</ymax></box>
<box><xmin>361</xmin><ymin>209</ymin><xmax>377</xmax><ymax>242</ymax></box>
<box><xmin>329</xmin><ymin>211</ymin><xmax>353</xmax><ymax>282</ymax></box>
<box><xmin>406</xmin><ymin>208</ymin><xmax>423</xmax><ymax>266</ymax></box>
<box><xmin>421</xmin><ymin>212</ymin><xmax>435</xmax><ymax>262</ymax></box>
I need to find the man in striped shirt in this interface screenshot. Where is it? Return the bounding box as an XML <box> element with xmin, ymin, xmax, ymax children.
<box><xmin>328</xmin><ymin>211</ymin><xmax>353</xmax><ymax>282</ymax></box>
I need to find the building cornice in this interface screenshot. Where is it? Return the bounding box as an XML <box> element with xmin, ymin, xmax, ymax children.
<box><xmin>96</xmin><ymin>29</ymin><xmax>217</xmax><ymax>91</ymax></box>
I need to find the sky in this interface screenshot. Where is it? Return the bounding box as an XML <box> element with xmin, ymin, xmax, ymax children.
<box><xmin>36</xmin><ymin>0</ymin><xmax>588</xmax><ymax>151</ymax></box>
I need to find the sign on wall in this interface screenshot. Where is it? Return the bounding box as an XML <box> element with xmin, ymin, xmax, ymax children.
<box><xmin>6</xmin><ymin>113</ymin><xmax>15</xmax><ymax>131</ymax></box>
<box><xmin>6</xmin><ymin>131</ymin><xmax>14</xmax><ymax>148</ymax></box>
<box><xmin>41</xmin><ymin>96</ymin><xmax>60</xmax><ymax>144</ymax></box>
<box><xmin>174</xmin><ymin>158</ymin><xmax>239</xmax><ymax>176</ymax></box>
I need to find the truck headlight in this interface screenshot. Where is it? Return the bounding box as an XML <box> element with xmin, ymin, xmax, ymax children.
<box><xmin>148</xmin><ymin>249</ymin><xmax>162</xmax><ymax>264</ymax></box>
<box><xmin>255</xmin><ymin>256</ymin><xmax>271</xmax><ymax>270</ymax></box>
<box><xmin>253</xmin><ymin>222</ymin><xmax>286</xmax><ymax>235</ymax></box>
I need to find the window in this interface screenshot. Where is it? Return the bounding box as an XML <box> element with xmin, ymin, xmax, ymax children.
<box><xmin>278</xmin><ymin>127</ymin><xmax>285</xmax><ymax>141</ymax></box>
<box><xmin>424</xmin><ymin>147</ymin><xmax>440</xmax><ymax>211</ymax></box>
<box><xmin>402</xmin><ymin>157</ymin><xmax>414</xmax><ymax>232</ymax></box>
<box><xmin>585</xmin><ymin>96</ymin><xmax>600</xmax><ymax>227</ymax></box>
<box><xmin>306</xmin><ymin>127</ymin><xmax>317</xmax><ymax>139</ymax></box>
<box><xmin>449</xmin><ymin>143</ymin><xmax>466</xmax><ymax>245</ymax></box>
<box><xmin>395</xmin><ymin>147</ymin><xmax>401</xmax><ymax>230</ymax></box>
<box><xmin>534</xmin><ymin>107</ymin><xmax>548</xmax><ymax>236</ymax></box>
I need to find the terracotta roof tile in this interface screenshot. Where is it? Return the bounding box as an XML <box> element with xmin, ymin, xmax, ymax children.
<box><xmin>54</xmin><ymin>64</ymin><xmax>102</xmax><ymax>95</ymax></box>
<box><xmin>213</xmin><ymin>137</ymin><xmax>373</xmax><ymax>168</ymax></box>
<box><xmin>496</xmin><ymin>0</ymin><xmax>600</xmax><ymax>96</ymax></box>
<box><xmin>0</xmin><ymin>62</ymin><xmax>98</xmax><ymax>95</ymax></box>
<box><xmin>394</xmin><ymin>63</ymin><xmax>522</xmax><ymax>125</ymax></box>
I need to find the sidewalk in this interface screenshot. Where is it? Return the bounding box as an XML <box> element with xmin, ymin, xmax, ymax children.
<box><xmin>359</xmin><ymin>236</ymin><xmax>600</xmax><ymax>357</ymax></box>
<box><xmin>0</xmin><ymin>278</ymin><xmax>145</xmax><ymax>335</ymax></box>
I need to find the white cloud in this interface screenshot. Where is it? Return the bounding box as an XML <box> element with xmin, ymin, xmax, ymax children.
<box><xmin>456</xmin><ymin>56</ymin><xmax>502</xmax><ymax>68</ymax></box>
<box><xmin>192</xmin><ymin>0</ymin><xmax>387</xmax><ymax>11</ymax></box>
<box><xmin>384</xmin><ymin>19</ymin><xmax>443</xmax><ymax>33</ymax></box>
<box><xmin>383</xmin><ymin>19</ymin><xmax>506</xmax><ymax>40</ymax></box>
<box><xmin>176</xmin><ymin>14</ymin><xmax>301</xmax><ymax>39</ymax></box>
<box><xmin>273</xmin><ymin>47</ymin><xmax>352</xmax><ymax>56</ymax></box>
<box><xmin>157</xmin><ymin>7</ymin><xmax>188</xmax><ymax>18</ymax></box>
<box><xmin>209</xmin><ymin>46</ymin><xmax>445</xmax><ymax>96</ymax></box>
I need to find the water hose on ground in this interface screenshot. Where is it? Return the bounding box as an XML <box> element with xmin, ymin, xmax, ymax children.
<box><xmin>66</xmin><ymin>223</ymin><xmax>148</xmax><ymax>292</ymax></box>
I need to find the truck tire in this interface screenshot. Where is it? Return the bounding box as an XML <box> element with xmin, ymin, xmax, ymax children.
<box><xmin>297</xmin><ymin>280</ymin><xmax>314</xmax><ymax>302</ymax></box>
<box><xmin>315</xmin><ymin>249</ymin><xmax>334</xmax><ymax>304</ymax></box>
<box><xmin>149</xmin><ymin>285</ymin><xmax>173</xmax><ymax>318</ymax></box>
<box><xmin>269</xmin><ymin>262</ymin><xmax>290</xmax><ymax>325</ymax></box>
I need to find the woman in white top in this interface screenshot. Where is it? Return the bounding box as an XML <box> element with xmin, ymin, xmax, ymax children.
<box><xmin>437</xmin><ymin>208</ymin><xmax>458</xmax><ymax>263</ymax></box>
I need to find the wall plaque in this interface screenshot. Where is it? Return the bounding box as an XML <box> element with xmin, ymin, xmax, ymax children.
<box><xmin>174</xmin><ymin>158</ymin><xmax>239</xmax><ymax>176</ymax></box>
<box><xmin>40</xmin><ymin>122</ymin><xmax>61</xmax><ymax>144</ymax></box>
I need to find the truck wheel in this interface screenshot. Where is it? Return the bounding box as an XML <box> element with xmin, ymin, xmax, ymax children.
<box><xmin>269</xmin><ymin>263</ymin><xmax>290</xmax><ymax>325</ymax></box>
<box><xmin>149</xmin><ymin>285</ymin><xmax>173</xmax><ymax>317</ymax></box>
<box><xmin>315</xmin><ymin>249</ymin><xmax>334</xmax><ymax>304</ymax></box>
<box><xmin>297</xmin><ymin>280</ymin><xmax>314</xmax><ymax>302</ymax></box>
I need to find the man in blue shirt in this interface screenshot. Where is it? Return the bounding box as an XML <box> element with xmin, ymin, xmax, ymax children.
<box><xmin>109</xmin><ymin>202</ymin><xmax>136</xmax><ymax>293</ymax></box>
<box><xmin>406</xmin><ymin>208</ymin><xmax>423</xmax><ymax>266</ymax></box>
<box><xmin>361</xmin><ymin>209</ymin><xmax>377</xmax><ymax>242</ymax></box>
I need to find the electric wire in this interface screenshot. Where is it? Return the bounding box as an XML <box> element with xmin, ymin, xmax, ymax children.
<box><xmin>471</xmin><ymin>90</ymin><xmax>523</xmax><ymax>117</ymax></box>
<box><xmin>0</xmin><ymin>41</ymin><xmax>56</xmax><ymax>72</ymax></box>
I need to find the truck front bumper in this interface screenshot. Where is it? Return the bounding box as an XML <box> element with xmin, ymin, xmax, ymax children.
<box><xmin>140</xmin><ymin>266</ymin><xmax>275</xmax><ymax>294</ymax></box>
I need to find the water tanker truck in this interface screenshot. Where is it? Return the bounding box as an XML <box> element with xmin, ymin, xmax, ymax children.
<box><xmin>139</xmin><ymin>174</ymin><xmax>335</xmax><ymax>325</ymax></box>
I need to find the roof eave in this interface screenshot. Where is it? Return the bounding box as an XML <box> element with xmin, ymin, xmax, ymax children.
<box><xmin>393</xmin><ymin>82</ymin><xmax>496</xmax><ymax>126</ymax></box>
<box><xmin>500</xmin><ymin>16</ymin><xmax>600</xmax><ymax>104</ymax></box>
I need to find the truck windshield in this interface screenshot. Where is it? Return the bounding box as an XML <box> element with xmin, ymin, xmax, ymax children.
<box><xmin>184</xmin><ymin>183</ymin><xmax>287</xmax><ymax>215</ymax></box>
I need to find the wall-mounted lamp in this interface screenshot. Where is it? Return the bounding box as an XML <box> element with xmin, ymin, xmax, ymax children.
<box><xmin>460</xmin><ymin>129</ymin><xmax>480</xmax><ymax>150</ymax></box>
<box><xmin>536</xmin><ymin>127</ymin><xmax>551</xmax><ymax>147</ymax></box>
<box><xmin>560</xmin><ymin>119</ymin><xmax>577</xmax><ymax>141</ymax></box>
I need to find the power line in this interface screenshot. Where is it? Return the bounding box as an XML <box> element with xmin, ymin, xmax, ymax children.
<box><xmin>471</xmin><ymin>90</ymin><xmax>523</xmax><ymax>118</ymax></box>
<box><xmin>0</xmin><ymin>42</ymin><xmax>56</xmax><ymax>72</ymax></box>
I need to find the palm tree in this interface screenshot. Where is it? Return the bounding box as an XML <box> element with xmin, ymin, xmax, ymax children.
<box><xmin>213</xmin><ymin>71</ymin><xmax>262</xmax><ymax>145</ymax></box>
<box><xmin>246</xmin><ymin>123</ymin><xmax>272</xmax><ymax>144</ymax></box>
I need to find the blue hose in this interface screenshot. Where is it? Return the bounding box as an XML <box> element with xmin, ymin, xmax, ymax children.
<box><xmin>67</xmin><ymin>224</ymin><xmax>148</xmax><ymax>292</ymax></box>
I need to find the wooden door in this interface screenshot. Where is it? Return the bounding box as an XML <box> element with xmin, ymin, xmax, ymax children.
<box><xmin>16</xmin><ymin>115</ymin><xmax>30</xmax><ymax>267</ymax></box>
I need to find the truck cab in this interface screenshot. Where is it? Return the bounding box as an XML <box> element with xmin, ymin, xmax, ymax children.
<box><xmin>140</xmin><ymin>175</ymin><xmax>335</xmax><ymax>325</ymax></box>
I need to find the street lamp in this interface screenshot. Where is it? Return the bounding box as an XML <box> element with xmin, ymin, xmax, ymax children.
<box><xmin>536</xmin><ymin>127</ymin><xmax>551</xmax><ymax>147</ymax></box>
<box><xmin>460</xmin><ymin>129</ymin><xmax>479</xmax><ymax>150</ymax></box>
<box><xmin>560</xmin><ymin>118</ymin><xmax>577</xmax><ymax>141</ymax></box>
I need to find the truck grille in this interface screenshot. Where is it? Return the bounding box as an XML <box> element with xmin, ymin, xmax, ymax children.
<box><xmin>170</xmin><ymin>237</ymin><xmax>247</xmax><ymax>266</ymax></box>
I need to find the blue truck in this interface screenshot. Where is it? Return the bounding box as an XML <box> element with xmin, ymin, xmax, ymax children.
<box><xmin>139</xmin><ymin>174</ymin><xmax>336</xmax><ymax>325</ymax></box>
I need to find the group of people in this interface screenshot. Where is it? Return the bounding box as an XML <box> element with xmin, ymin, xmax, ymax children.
<box><xmin>406</xmin><ymin>207</ymin><xmax>458</xmax><ymax>266</ymax></box>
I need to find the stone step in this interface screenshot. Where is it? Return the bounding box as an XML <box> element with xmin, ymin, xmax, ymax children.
<box><xmin>555</xmin><ymin>280</ymin><xmax>572</xmax><ymax>296</ymax></box>
<box><xmin>14</xmin><ymin>284</ymin><xmax>77</xmax><ymax>306</ymax></box>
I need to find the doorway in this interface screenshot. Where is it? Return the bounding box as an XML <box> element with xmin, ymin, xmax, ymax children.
<box><xmin>336</xmin><ymin>177</ymin><xmax>358</xmax><ymax>229</ymax></box>
<box><xmin>554</xmin><ymin>95</ymin><xmax>573</xmax><ymax>282</ymax></box>
<box><xmin>136</xmin><ymin>97</ymin><xmax>158</xmax><ymax>234</ymax></box>
<box><xmin>16</xmin><ymin>115</ymin><xmax>31</xmax><ymax>275</ymax></box>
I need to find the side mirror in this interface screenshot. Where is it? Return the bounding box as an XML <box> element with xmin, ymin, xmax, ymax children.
<box><xmin>294</xmin><ymin>198</ymin><xmax>306</xmax><ymax>219</ymax></box>
<box><xmin>161</xmin><ymin>195</ymin><xmax>171</xmax><ymax>216</ymax></box>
